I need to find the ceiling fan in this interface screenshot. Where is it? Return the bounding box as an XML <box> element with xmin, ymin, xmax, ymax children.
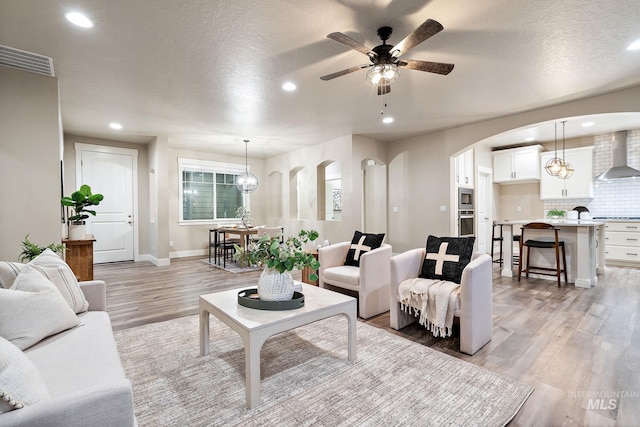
<box><xmin>320</xmin><ymin>18</ymin><xmax>454</xmax><ymax>95</ymax></box>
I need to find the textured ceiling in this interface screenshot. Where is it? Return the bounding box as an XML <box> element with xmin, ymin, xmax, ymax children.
<box><xmin>1</xmin><ymin>0</ymin><xmax>640</xmax><ymax>158</ymax></box>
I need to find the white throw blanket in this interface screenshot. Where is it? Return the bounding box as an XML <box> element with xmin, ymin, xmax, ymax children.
<box><xmin>397</xmin><ymin>278</ymin><xmax>460</xmax><ymax>338</ymax></box>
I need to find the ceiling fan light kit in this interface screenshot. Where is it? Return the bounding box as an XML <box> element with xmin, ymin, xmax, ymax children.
<box><xmin>321</xmin><ymin>18</ymin><xmax>454</xmax><ymax>95</ymax></box>
<box><xmin>236</xmin><ymin>139</ymin><xmax>259</xmax><ymax>194</ymax></box>
<box><xmin>366</xmin><ymin>63</ymin><xmax>399</xmax><ymax>86</ymax></box>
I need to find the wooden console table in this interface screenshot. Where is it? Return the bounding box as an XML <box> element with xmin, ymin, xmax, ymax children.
<box><xmin>63</xmin><ymin>234</ymin><xmax>96</xmax><ymax>281</ymax></box>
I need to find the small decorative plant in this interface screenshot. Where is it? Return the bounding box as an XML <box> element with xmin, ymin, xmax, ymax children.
<box><xmin>61</xmin><ymin>184</ymin><xmax>104</xmax><ymax>223</ymax></box>
<box><xmin>546</xmin><ymin>209</ymin><xmax>566</xmax><ymax>218</ymax></box>
<box><xmin>234</xmin><ymin>229</ymin><xmax>321</xmax><ymax>281</ymax></box>
<box><xmin>235</xmin><ymin>206</ymin><xmax>253</xmax><ymax>228</ymax></box>
<box><xmin>19</xmin><ymin>234</ymin><xmax>64</xmax><ymax>262</ymax></box>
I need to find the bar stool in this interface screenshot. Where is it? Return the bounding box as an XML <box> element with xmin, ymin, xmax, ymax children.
<box><xmin>491</xmin><ymin>222</ymin><xmax>520</xmax><ymax>267</ymax></box>
<box><xmin>491</xmin><ymin>222</ymin><xmax>504</xmax><ymax>267</ymax></box>
<box><xmin>517</xmin><ymin>222</ymin><xmax>567</xmax><ymax>287</ymax></box>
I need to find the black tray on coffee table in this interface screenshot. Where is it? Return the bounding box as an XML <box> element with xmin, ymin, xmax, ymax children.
<box><xmin>237</xmin><ymin>288</ymin><xmax>305</xmax><ymax>310</ymax></box>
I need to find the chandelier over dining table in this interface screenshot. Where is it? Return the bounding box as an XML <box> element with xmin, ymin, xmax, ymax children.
<box><xmin>236</xmin><ymin>139</ymin><xmax>259</xmax><ymax>194</ymax></box>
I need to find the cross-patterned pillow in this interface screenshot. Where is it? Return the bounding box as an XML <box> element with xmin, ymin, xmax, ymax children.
<box><xmin>344</xmin><ymin>231</ymin><xmax>385</xmax><ymax>267</ymax></box>
<box><xmin>419</xmin><ymin>235</ymin><xmax>475</xmax><ymax>284</ymax></box>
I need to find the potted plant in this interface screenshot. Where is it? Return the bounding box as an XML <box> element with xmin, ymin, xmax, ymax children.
<box><xmin>19</xmin><ymin>234</ymin><xmax>64</xmax><ymax>262</ymax></box>
<box><xmin>61</xmin><ymin>184</ymin><xmax>104</xmax><ymax>240</ymax></box>
<box><xmin>234</xmin><ymin>229</ymin><xmax>321</xmax><ymax>301</ymax></box>
<box><xmin>546</xmin><ymin>209</ymin><xmax>566</xmax><ymax>219</ymax></box>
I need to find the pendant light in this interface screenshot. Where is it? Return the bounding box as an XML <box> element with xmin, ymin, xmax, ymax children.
<box><xmin>236</xmin><ymin>139</ymin><xmax>259</xmax><ymax>194</ymax></box>
<box><xmin>544</xmin><ymin>122</ymin><xmax>563</xmax><ymax>176</ymax></box>
<box><xmin>556</xmin><ymin>121</ymin><xmax>575</xmax><ymax>179</ymax></box>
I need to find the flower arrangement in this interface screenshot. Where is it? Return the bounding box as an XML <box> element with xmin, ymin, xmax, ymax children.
<box><xmin>234</xmin><ymin>229</ymin><xmax>321</xmax><ymax>281</ymax></box>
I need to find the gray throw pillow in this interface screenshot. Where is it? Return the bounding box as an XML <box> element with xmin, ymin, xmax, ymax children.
<box><xmin>0</xmin><ymin>262</ymin><xmax>25</xmax><ymax>289</ymax></box>
<box><xmin>0</xmin><ymin>336</ymin><xmax>50</xmax><ymax>413</ymax></box>
<box><xmin>29</xmin><ymin>249</ymin><xmax>89</xmax><ymax>313</ymax></box>
<box><xmin>0</xmin><ymin>265</ymin><xmax>80</xmax><ymax>350</ymax></box>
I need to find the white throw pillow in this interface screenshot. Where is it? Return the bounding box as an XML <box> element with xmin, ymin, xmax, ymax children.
<box><xmin>29</xmin><ymin>249</ymin><xmax>89</xmax><ymax>313</ymax></box>
<box><xmin>0</xmin><ymin>336</ymin><xmax>50</xmax><ymax>413</ymax></box>
<box><xmin>0</xmin><ymin>262</ymin><xmax>25</xmax><ymax>289</ymax></box>
<box><xmin>0</xmin><ymin>265</ymin><xmax>80</xmax><ymax>350</ymax></box>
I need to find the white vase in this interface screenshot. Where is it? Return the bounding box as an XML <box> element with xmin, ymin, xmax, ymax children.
<box><xmin>258</xmin><ymin>268</ymin><xmax>294</xmax><ymax>301</ymax></box>
<box><xmin>68</xmin><ymin>222</ymin><xmax>86</xmax><ymax>240</ymax></box>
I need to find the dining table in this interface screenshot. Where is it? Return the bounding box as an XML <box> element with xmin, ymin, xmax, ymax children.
<box><xmin>211</xmin><ymin>226</ymin><xmax>259</xmax><ymax>268</ymax></box>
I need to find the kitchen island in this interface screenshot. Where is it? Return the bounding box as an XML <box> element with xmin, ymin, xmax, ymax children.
<box><xmin>497</xmin><ymin>219</ymin><xmax>605</xmax><ymax>288</ymax></box>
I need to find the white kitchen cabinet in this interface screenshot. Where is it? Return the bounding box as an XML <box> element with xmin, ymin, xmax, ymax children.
<box><xmin>540</xmin><ymin>146</ymin><xmax>594</xmax><ymax>199</ymax></box>
<box><xmin>455</xmin><ymin>148</ymin><xmax>474</xmax><ymax>187</ymax></box>
<box><xmin>604</xmin><ymin>221</ymin><xmax>640</xmax><ymax>266</ymax></box>
<box><xmin>492</xmin><ymin>145</ymin><xmax>541</xmax><ymax>183</ymax></box>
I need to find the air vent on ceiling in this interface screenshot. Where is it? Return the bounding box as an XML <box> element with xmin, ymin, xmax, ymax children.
<box><xmin>0</xmin><ymin>44</ymin><xmax>54</xmax><ymax>77</ymax></box>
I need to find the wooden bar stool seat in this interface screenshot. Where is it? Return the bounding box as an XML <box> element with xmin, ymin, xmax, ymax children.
<box><xmin>517</xmin><ymin>222</ymin><xmax>567</xmax><ymax>287</ymax></box>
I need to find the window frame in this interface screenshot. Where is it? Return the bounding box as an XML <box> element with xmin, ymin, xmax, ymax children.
<box><xmin>178</xmin><ymin>158</ymin><xmax>250</xmax><ymax>225</ymax></box>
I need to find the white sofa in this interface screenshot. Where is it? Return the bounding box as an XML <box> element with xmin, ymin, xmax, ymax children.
<box><xmin>390</xmin><ymin>250</ymin><xmax>493</xmax><ymax>355</ymax></box>
<box><xmin>1</xmin><ymin>280</ymin><xmax>136</xmax><ymax>427</ymax></box>
<box><xmin>318</xmin><ymin>242</ymin><xmax>391</xmax><ymax>319</ymax></box>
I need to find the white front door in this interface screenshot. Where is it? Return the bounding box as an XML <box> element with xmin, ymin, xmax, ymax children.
<box><xmin>75</xmin><ymin>143</ymin><xmax>138</xmax><ymax>263</ymax></box>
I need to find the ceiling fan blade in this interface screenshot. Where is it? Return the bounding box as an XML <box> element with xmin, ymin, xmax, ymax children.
<box><xmin>398</xmin><ymin>59</ymin><xmax>454</xmax><ymax>75</ymax></box>
<box><xmin>377</xmin><ymin>84</ymin><xmax>391</xmax><ymax>96</ymax></box>
<box><xmin>320</xmin><ymin>64</ymin><xmax>369</xmax><ymax>81</ymax></box>
<box><xmin>327</xmin><ymin>32</ymin><xmax>377</xmax><ymax>58</ymax></box>
<box><xmin>390</xmin><ymin>19</ymin><xmax>444</xmax><ymax>58</ymax></box>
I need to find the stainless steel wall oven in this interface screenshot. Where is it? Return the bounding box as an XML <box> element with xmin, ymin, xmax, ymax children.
<box><xmin>458</xmin><ymin>209</ymin><xmax>475</xmax><ymax>237</ymax></box>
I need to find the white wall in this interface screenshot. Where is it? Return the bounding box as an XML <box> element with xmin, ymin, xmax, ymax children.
<box><xmin>0</xmin><ymin>67</ymin><xmax>62</xmax><ymax>261</ymax></box>
<box><xmin>166</xmin><ymin>144</ymin><xmax>265</xmax><ymax>257</ymax></box>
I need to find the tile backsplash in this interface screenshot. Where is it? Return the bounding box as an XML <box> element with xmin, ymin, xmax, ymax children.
<box><xmin>543</xmin><ymin>129</ymin><xmax>640</xmax><ymax>217</ymax></box>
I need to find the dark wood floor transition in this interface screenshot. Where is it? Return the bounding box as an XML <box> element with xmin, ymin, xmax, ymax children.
<box><xmin>96</xmin><ymin>257</ymin><xmax>640</xmax><ymax>426</ymax></box>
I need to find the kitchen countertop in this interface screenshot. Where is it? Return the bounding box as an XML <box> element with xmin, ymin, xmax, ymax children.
<box><xmin>592</xmin><ymin>217</ymin><xmax>640</xmax><ymax>222</ymax></box>
<box><xmin>497</xmin><ymin>219</ymin><xmax>604</xmax><ymax>226</ymax></box>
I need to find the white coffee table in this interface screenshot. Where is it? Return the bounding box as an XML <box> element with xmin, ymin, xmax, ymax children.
<box><xmin>199</xmin><ymin>282</ymin><xmax>357</xmax><ymax>408</ymax></box>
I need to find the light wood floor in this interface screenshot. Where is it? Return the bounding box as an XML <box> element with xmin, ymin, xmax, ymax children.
<box><xmin>96</xmin><ymin>257</ymin><xmax>640</xmax><ymax>426</ymax></box>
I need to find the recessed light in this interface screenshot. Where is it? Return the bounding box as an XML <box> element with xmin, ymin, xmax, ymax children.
<box><xmin>627</xmin><ymin>39</ymin><xmax>640</xmax><ymax>51</ymax></box>
<box><xmin>581</xmin><ymin>121</ymin><xmax>595</xmax><ymax>127</ymax></box>
<box><xmin>382</xmin><ymin>117</ymin><xmax>394</xmax><ymax>124</ymax></box>
<box><xmin>65</xmin><ymin>12</ymin><xmax>94</xmax><ymax>28</ymax></box>
<box><xmin>109</xmin><ymin>122</ymin><xmax>122</xmax><ymax>130</ymax></box>
<box><xmin>282</xmin><ymin>82</ymin><xmax>296</xmax><ymax>91</ymax></box>
<box><xmin>525</xmin><ymin>137</ymin><xmax>535</xmax><ymax>142</ymax></box>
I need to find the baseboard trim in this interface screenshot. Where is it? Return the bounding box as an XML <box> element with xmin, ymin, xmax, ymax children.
<box><xmin>169</xmin><ymin>249</ymin><xmax>207</xmax><ymax>259</ymax></box>
<box><xmin>138</xmin><ymin>254</ymin><xmax>171</xmax><ymax>266</ymax></box>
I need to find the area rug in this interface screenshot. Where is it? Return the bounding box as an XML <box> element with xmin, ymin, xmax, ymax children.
<box><xmin>114</xmin><ymin>315</ymin><xmax>533</xmax><ymax>427</ymax></box>
<box><xmin>201</xmin><ymin>258</ymin><xmax>261</xmax><ymax>273</ymax></box>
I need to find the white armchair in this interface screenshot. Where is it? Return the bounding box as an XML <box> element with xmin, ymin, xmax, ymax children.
<box><xmin>390</xmin><ymin>249</ymin><xmax>493</xmax><ymax>355</ymax></box>
<box><xmin>318</xmin><ymin>242</ymin><xmax>392</xmax><ymax>319</ymax></box>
